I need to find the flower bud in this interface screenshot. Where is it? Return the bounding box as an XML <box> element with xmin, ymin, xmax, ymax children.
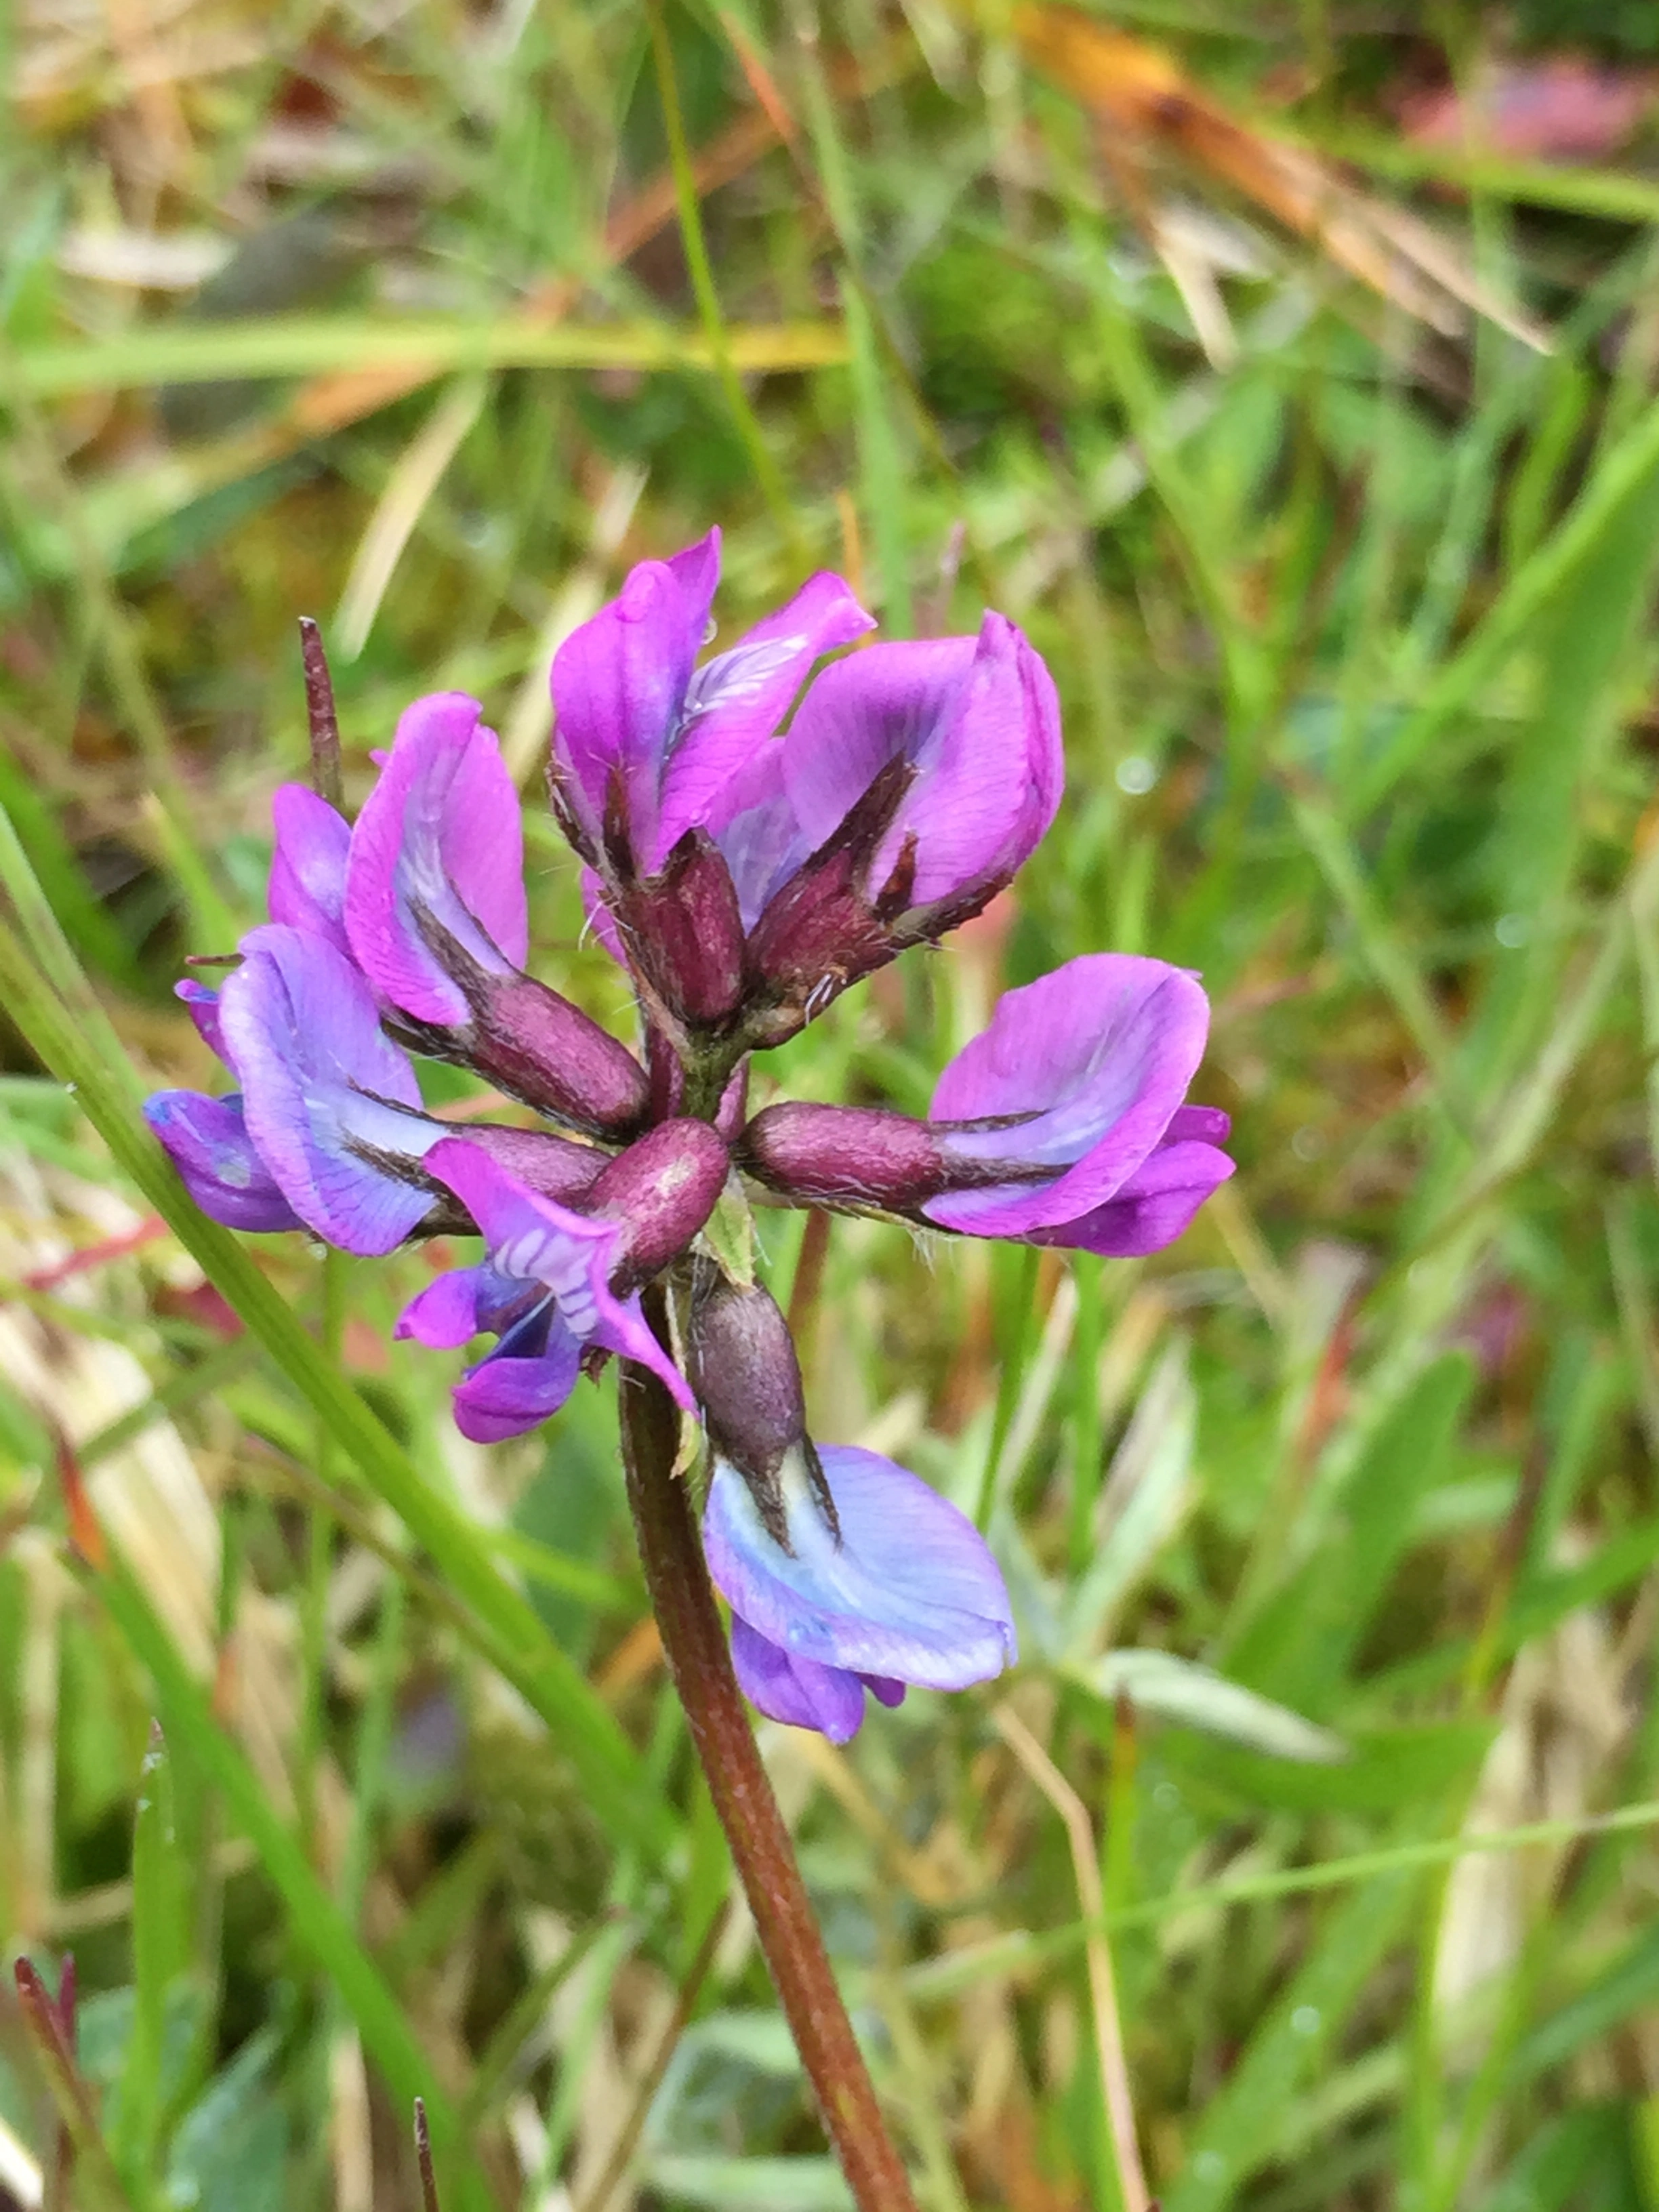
<box><xmin>584</xmin><ymin>1119</ymin><xmax>731</xmax><ymax>1294</ymax></box>
<box><xmin>684</xmin><ymin>1273</ymin><xmax>840</xmax><ymax>1550</ymax></box>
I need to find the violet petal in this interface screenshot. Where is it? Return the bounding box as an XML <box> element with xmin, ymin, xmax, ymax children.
<box><xmin>926</xmin><ymin>955</ymin><xmax>1212</xmax><ymax>1238</ymax></box>
<box><xmin>729</xmin><ymin>1617</ymin><xmax>869</xmax><ymax>1743</ymax></box>
<box><xmin>345</xmin><ymin>691</ymin><xmax>528</xmax><ymax>1027</ymax></box>
<box><xmin>144</xmin><ymin>1090</ymin><xmax>302</xmax><ymax>1232</ymax></box>
<box><xmin>1023</xmin><ymin>1139</ymin><xmax>1235</xmax><ymax>1256</ymax></box>
<box><xmin>268</xmin><ymin>784</ymin><xmax>352</xmax><ymax>955</ymax></box>
<box><xmin>218</xmin><ymin>924</ymin><xmax>440</xmax><ymax>1255</ymax></box>
<box><xmin>175</xmin><ymin>979</ymin><xmax>228</xmax><ymax>1063</ymax></box>
<box><xmin>394</xmin><ymin>1262</ymin><xmax>521</xmax><ymax>1349</ymax></box>
<box><xmin>451</xmin><ymin>1328</ymin><xmax>585</xmax><ymax>1444</ymax></box>
<box><xmin>703</xmin><ymin>1443</ymin><xmax>1016</xmax><ymax>1689</ymax></box>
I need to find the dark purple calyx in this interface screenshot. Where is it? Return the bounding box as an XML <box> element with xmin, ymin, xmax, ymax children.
<box><xmin>685</xmin><ymin>1271</ymin><xmax>834</xmax><ymax>1549</ymax></box>
<box><xmin>737</xmin><ymin>1099</ymin><xmax>1046</xmax><ymax>1218</ymax></box>
<box><xmin>403</xmin><ymin>918</ymin><xmax>650</xmax><ymax>1139</ymax></box>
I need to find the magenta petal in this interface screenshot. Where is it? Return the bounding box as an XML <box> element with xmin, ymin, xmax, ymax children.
<box><xmin>550</xmin><ymin>531</ymin><xmax>721</xmax><ymax>857</ymax></box>
<box><xmin>655</xmin><ymin>570</ymin><xmax>873</xmax><ymax>860</ymax></box>
<box><xmin>452</xmin><ymin>1331</ymin><xmax>583</xmax><ymax>1443</ymax></box>
<box><xmin>1025</xmin><ymin>1140</ymin><xmax>1235</xmax><ymax>1256</ymax></box>
<box><xmin>782</xmin><ymin>614</ymin><xmax>1063</xmax><ymax>907</ymax></box>
<box><xmin>420</xmin><ymin>1139</ymin><xmax>694</xmax><ymax>1414</ymax></box>
<box><xmin>218</xmin><ymin>925</ymin><xmax>438</xmax><ymax>1255</ymax></box>
<box><xmin>1164</xmin><ymin>1103</ymin><xmax>1232</xmax><ymax>1145</ymax></box>
<box><xmin>268</xmin><ymin>785</ymin><xmax>351</xmax><ymax>955</ymax></box>
<box><xmin>729</xmin><ymin>1617</ymin><xmax>869</xmax><ymax>1742</ymax></box>
<box><xmin>394</xmin><ymin>1263</ymin><xmax>517</xmax><ymax>1349</ymax></box>
<box><xmin>344</xmin><ymin>692</ymin><xmax>527</xmax><ymax>1027</ymax></box>
<box><xmin>783</xmin><ymin>634</ymin><xmax>976</xmax><ymax>848</ymax></box>
<box><xmin>703</xmin><ymin>1443</ymin><xmax>1016</xmax><ymax>1689</ymax></box>
<box><xmin>144</xmin><ymin>1090</ymin><xmax>302</xmax><ymax>1232</ymax></box>
<box><xmin>926</xmin><ymin>956</ymin><xmax>1213</xmax><ymax>1238</ymax></box>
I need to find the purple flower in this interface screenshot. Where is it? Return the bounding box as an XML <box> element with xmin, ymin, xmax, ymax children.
<box><xmin>398</xmin><ymin>1139</ymin><xmax>696</xmax><ymax>1443</ymax></box>
<box><xmin>345</xmin><ymin>691</ymin><xmax>528</xmax><ymax>1027</ymax></box>
<box><xmin>142</xmin><ymin>1090</ymin><xmax>301</xmax><ymax>1233</ymax></box>
<box><xmin>734</xmin><ymin>613</ymin><xmax>1064</xmax><ymax>1042</ymax></box>
<box><xmin>550</xmin><ymin>528</ymin><xmax>872</xmax><ymax>874</ymax></box>
<box><xmin>268</xmin><ymin>783</ymin><xmax>352</xmax><ymax>955</ymax></box>
<box><xmin>703</xmin><ymin>1444</ymin><xmax>1016</xmax><ymax>1744</ymax></box>
<box><xmin>213</xmin><ymin>924</ymin><xmax>453</xmax><ymax>1255</ymax></box>
<box><xmin>684</xmin><ymin>1270</ymin><xmax>1013</xmax><ymax>1741</ymax></box>
<box><xmin>739</xmin><ymin>954</ymin><xmax>1233</xmax><ymax>1256</ymax></box>
<box><xmin>342</xmin><ymin>688</ymin><xmax>649</xmax><ymax>1135</ymax></box>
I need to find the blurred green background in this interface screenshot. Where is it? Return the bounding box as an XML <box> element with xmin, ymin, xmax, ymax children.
<box><xmin>4</xmin><ymin>1</ymin><xmax>1659</xmax><ymax>2207</ymax></box>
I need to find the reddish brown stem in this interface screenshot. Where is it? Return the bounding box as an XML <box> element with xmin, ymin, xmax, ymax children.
<box><xmin>618</xmin><ymin>1341</ymin><xmax>919</xmax><ymax>2212</ymax></box>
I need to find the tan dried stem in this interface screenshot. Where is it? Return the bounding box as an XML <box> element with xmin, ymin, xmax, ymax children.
<box><xmin>994</xmin><ymin>1702</ymin><xmax>1151</xmax><ymax>2212</ymax></box>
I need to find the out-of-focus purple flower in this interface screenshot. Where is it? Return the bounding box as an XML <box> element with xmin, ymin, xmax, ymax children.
<box><xmin>268</xmin><ymin>783</ymin><xmax>352</xmax><ymax>955</ymax></box>
<box><xmin>703</xmin><ymin>1444</ymin><xmax>1016</xmax><ymax>1744</ymax></box>
<box><xmin>143</xmin><ymin>1090</ymin><xmax>301</xmax><ymax>1233</ymax></box>
<box><xmin>398</xmin><ymin>1139</ymin><xmax>697</xmax><ymax>1443</ymax></box>
<box><xmin>550</xmin><ymin>528</ymin><xmax>872</xmax><ymax>874</ymax></box>
<box><xmin>342</xmin><ymin>689</ymin><xmax>649</xmax><ymax>1135</ymax></box>
<box><xmin>739</xmin><ymin>954</ymin><xmax>1232</xmax><ymax>1256</ymax></box>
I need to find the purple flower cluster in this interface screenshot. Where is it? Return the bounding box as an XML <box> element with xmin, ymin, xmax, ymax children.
<box><xmin>146</xmin><ymin>531</ymin><xmax>1231</xmax><ymax>1743</ymax></box>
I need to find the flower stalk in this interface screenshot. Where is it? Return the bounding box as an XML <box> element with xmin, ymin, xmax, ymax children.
<box><xmin>619</xmin><ymin>1298</ymin><xmax>920</xmax><ymax>2212</ymax></box>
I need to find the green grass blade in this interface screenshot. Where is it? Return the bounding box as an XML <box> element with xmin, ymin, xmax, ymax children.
<box><xmin>0</xmin><ymin>901</ymin><xmax>673</xmax><ymax>1864</ymax></box>
<box><xmin>84</xmin><ymin>1544</ymin><xmax>486</xmax><ymax>2209</ymax></box>
<box><xmin>9</xmin><ymin>316</ymin><xmax>848</xmax><ymax>396</ymax></box>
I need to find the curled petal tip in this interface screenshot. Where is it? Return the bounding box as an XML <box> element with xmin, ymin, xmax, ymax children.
<box><xmin>344</xmin><ymin>691</ymin><xmax>527</xmax><ymax>1027</ymax></box>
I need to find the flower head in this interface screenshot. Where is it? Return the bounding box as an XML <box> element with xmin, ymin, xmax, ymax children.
<box><xmin>143</xmin><ymin>560</ymin><xmax>1234</xmax><ymax>1758</ymax></box>
<box><xmin>739</xmin><ymin>954</ymin><xmax>1233</xmax><ymax>1255</ymax></box>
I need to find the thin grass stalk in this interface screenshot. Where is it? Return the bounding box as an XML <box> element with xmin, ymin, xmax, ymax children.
<box><xmin>617</xmin><ymin>1307</ymin><xmax>920</xmax><ymax>2212</ymax></box>
<box><xmin>995</xmin><ymin>1704</ymin><xmax>1150</xmax><ymax>2212</ymax></box>
<box><xmin>644</xmin><ymin>0</ymin><xmax>804</xmax><ymax>554</ymax></box>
